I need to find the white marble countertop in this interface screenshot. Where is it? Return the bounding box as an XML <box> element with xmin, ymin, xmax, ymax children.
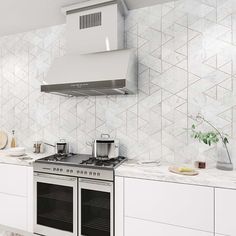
<box><xmin>0</xmin><ymin>150</ymin><xmax>53</xmax><ymax>167</ymax></box>
<box><xmin>116</xmin><ymin>160</ymin><xmax>236</xmax><ymax>190</ymax></box>
<box><xmin>2</xmin><ymin>150</ymin><xmax>236</xmax><ymax>190</ymax></box>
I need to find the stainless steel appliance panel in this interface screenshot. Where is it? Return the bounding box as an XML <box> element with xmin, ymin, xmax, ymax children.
<box><xmin>34</xmin><ymin>173</ymin><xmax>77</xmax><ymax>236</ymax></box>
<box><xmin>79</xmin><ymin>178</ymin><xmax>113</xmax><ymax>236</ymax></box>
<box><xmin>33</xmin><ymin>162</ymin><xmax>114</xmax><ymax>181</ymax></box>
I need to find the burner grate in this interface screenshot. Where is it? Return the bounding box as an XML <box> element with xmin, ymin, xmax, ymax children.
<box><xmin>80</xmin><ymin>157</ymin><xmax>125</xmax><ymax>167</ymax></box>
<box><xmin>44</xmin><ymin>153</ymin><xmax>72</xmax><ymax>162</ymax></box>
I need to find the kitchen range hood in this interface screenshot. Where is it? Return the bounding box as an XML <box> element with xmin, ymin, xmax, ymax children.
<box><xmin>41</xmin><ymin>0</ymin><xmax>137</xmax><ymax>97</ymax></box>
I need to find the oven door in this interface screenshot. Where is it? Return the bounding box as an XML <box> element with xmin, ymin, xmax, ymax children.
<box><xmin>34</xmin><ymin>173</ymin><xmax>77</xmax><ymax>236</ymax></box>
<box><xmin>79</xmin><ymin>178</ymin><xmax>113</xmax><ymax>236</ymax></box>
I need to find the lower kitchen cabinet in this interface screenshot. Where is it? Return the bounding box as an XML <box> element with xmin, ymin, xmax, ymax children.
<box><xmin>0</xmin><ymin>164</ymin><xmax>28</xmax><ymax>196</ymax></box>
<box><xmin>0</xmin><ymin>163</ymin><xmax>33</xmax><ymax>232</ymax></box>
<box><xmin>124</xmin><ymin>177</ymin><xmax>214</xmax><ymax>232</ymax></box>
<box><xmin>125</xmin><ymin>217</ymin><xmax>213</xmax><ymax>236</ymax></box>
<box><xmin>0</xmin><ymin>193</ymin><xmax>28</xmax><ymax>230</ymax></box>
<box><xmin>115</xmin><ymin>176</ymin><xmax>215</xmax><ymax>236</ymax></box>
<box><xmin>215</xmin><ymin>188</ymin><xmax>236</xmax><ymax>236</ymax></box>
<box><xmin>115</xmin><ymin>176</ymin><xmax>124</xmax><ymax>236</ymax></box>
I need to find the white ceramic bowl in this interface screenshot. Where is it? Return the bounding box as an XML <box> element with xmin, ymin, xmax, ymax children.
<box><xmin>8</xmin><ymin>147</ymin><xmax>26</xmax><ymax>157</ymax></box>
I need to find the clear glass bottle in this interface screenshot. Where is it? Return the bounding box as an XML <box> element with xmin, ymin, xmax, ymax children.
<box><xmin>10</xmin><ymin>130</ymin><xmax>16</xmax><ymax>148</ymax></box>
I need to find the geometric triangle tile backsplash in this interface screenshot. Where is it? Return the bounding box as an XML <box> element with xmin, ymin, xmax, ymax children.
<box><xmin>1</xmin><ymin>0</ymin><xmax>236</xmax><ymax>163</ymax></box>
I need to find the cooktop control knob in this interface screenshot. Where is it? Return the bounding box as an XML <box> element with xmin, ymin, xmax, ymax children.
<box><xmin>97</xmin><ymin>173</ymin><xmax>100</xmax><ymax>176</ymax></box>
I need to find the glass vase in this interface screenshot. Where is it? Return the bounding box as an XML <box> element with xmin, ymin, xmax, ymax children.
<box><xmin>216</xmin><ymin>142</ymin><xmax>233</xmax><ymax>171</ymax></box>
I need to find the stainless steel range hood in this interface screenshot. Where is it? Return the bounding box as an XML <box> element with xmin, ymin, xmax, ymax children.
<box><xmin>41</xmin><ymin>49</ymin><xmax>137</xmax><ymax>96</ymax></box>
<box><xmin>41</xmin><ymin>0</ymin><xmax>137</xmax><ymax>97</ymax></box>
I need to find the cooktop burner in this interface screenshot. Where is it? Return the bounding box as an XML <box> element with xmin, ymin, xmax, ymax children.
<box><xmin>44</xmin><ymin>154</ymin><xmax>68</xmax><ymax>162</ymax></box>
<box><xmin>42</xmin><ymin>153</ymin><xmax>76</xmax><ymax>162</ymax></box>
<box><xmin>36</xmin><ymin>154</ymin><xmax>126</xmax><ymax>169</ymax></box>
<box><xmin>80</xmin><ymin>156</ymin><xmax>126</xmax><ymax>168</ymax></box>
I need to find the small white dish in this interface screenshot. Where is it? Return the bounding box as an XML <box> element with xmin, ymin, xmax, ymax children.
<box><xmin>8</xmin><ymin>147</ymin><xmax>26</xmax><ymax>157</ymax></box>
<box><xmin>137</xmin><ymin>160</ymin><xmax>161</xmax><ymax>167</ymax></box>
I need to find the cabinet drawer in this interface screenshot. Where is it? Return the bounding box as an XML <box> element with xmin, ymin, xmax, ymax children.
<box><xmin>215</xmin><ymin>188</ymin><xmax>236</xmax><ymax>236</ymax></box>
<box><xmin>0</xmin><ymin>164</ymin><xmax>28</xmax><ymax>196</ymax></box>
<box><xmin>125</xmin><ymin>217</ymin><xmax>213</xmax><ymax>236</ymax></box>
<box><xmin>124</xmin><ymin>178</ymin><xmax>214</xmax><ymax>232</ymax></box>
<box><xmin>0</xmin><ymin>192</ymin><xmax>27</xmax><ymax>231</ymax></box>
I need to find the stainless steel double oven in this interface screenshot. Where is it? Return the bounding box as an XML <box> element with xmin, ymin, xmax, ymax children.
<box><xmin>34</xmin><ymin>173</ymin><xmax>113</xmax><ymax>236</ymax></box>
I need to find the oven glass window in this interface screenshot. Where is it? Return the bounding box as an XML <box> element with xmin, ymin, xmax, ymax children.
<box><xmin>37</xmin><ymin>183</ymin><xmax>74</xmax><ymax>232</ymax></box>
<box><xmin>81</xmin><ymin>189</ymin><xmax>110</xmax><ymax>236</ymax></box>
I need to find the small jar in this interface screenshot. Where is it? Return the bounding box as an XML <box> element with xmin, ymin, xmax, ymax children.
<box><xmin>195</xmin><ymin>161</ymin><xmax>206</xmax><ymax>169</ymax></box>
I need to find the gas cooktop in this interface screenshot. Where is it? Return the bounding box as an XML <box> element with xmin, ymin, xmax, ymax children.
<box><xmin>36</xmin><ymin>153</ymin><xmax>90</xmax><ymax>165</ymax></box>
<box><xmin>36</xmin><ymin>153</ymin><xmax>126</xmax><ymax>168</ymax></box>
<box><xmin>34</xmin><ymin>154</ymin><xmax>127</xmax><ymax>181</ymax></box>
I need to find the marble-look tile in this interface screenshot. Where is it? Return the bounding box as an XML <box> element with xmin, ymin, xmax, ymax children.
<box><xmin>0</xmin><ymin>1</ymin><xmax>236</xmax><ymax>164</ymax></box>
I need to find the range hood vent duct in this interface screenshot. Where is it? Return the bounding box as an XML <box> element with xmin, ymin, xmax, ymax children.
<box><xmin>79</xmin><ymin>12</ymin><xmax>102</xmax><ymax>29</ymax></box>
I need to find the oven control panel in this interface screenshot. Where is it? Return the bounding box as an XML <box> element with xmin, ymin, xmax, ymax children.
<box><xmin>34</xmin><ymin>163</ymin><xmax>114</xmax><ymax>181</ymax></box>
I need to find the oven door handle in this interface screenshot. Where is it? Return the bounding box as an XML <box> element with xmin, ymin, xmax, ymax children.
<box><xmin>34</xmin><ymin>173</ymin><xmax>77</xmax><ymax>182</ymax></box>
<box><xmin>79</xmin><ymin>178</ymin><xmax>113</xmax><ymax>186</ymax></box>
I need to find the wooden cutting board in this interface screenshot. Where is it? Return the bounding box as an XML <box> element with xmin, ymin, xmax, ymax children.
<box><xmin>169</xmin><ymin>166</ymin><xmax>199</xmax><ymax>176</ymax></box>
<box><xmin>0</xmin><ymin>131</ymin><xmax>8</xmax><ymax>149</ymax></box>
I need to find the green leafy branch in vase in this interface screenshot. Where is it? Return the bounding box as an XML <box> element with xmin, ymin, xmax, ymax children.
<box><xmin>189</xmin><ymin>113</ymin><xmax>232</xmax><ymax>164</ymax></box>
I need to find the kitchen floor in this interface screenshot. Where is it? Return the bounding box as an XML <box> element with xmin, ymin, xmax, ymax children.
<box><xmin>0</xmin><ymin>228</ymin><xmax>39</xmax><ymax>236</ymax></box>
<box><xmin>0</xmin><ymin>229</ymin><xmax>25</xmax><ymax>236</ymax></box>
<box><xmin>0</xmin><ymin>232</ymin><xmax>20</xmax><ymax>236</ymax></box>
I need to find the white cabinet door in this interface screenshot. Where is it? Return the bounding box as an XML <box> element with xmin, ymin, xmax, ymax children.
<box><xmin>124</xmin><ymin>178</ymin><xmax>214</xmax><ymax>232</ymax></box>
<box><xmin>215</xmin><ymin>188</ymin><xmax>236</xmax><ymax>236</ymax></box>
<box><xmin>27</xmin><ymin>167</ymin><xmax>34</xmax><ymax>232</ymax></box>
<box><xmin>0</xmin><ymin>164</ymin><xmax>33</xmax><ymax>232</ymax></box>
<box><xmin>0</xmin><ymin>164</ymin><xmax>28</xmax><ymax>196</ymax></box>
<box><xmin>0</xmin><ymin>193</ymin><xmax>28</xmax><ymax>231</ymax></box>
<box><xmin>125</xmin><ymin>217</ymin><xmax>213</xmax><ymax>236</ymax></box>
<box><xmin>115</xmin><ymin>177</ymin><xmax>124</xmax><ymax>236</ymax></box>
